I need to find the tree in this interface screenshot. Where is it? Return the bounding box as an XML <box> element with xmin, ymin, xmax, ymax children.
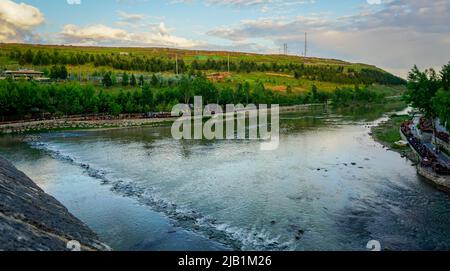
<box><xmin>141</xmin><ymin>83</ymin><xmax>154</xmax><ymax>110</ymax></box>
<box><xmin>252</xmin><ymin>82</ymin><xmax>267</xmax><ymax>105</ymax></box>
<box><xmin>130</xmin><ymin>74</ymin><xmax>137</xmax><ymax>87</ymax></box>
<box><xmin>243</xmin><ymin>81</ymin><xmax>250</xmax><ymax>104</ymax></box>
<box><xmin>219</xmin><ymin>87</ymin><xmax>234</xmax><ymax>105</ymax></box>
<box><xmin>441</xmin><ymin>62</ymin><xmax>450</xmax><ymax>90</ymax></box>
<box><xmin>178</xmin><ymin>75</ymin><xmax>193</xmax><ymax>104</ymax></box>
<box><xmin>0</xmin><ymin>83</ymin><xmax>8</xmax><ymax>121</ymax></box>
<box><xmin>49</xmin><ymin>65</ymin><xmax>68</xmax><ymax>80</ymax></box>
<box><xmin>109</xmin><ymin>102</ymin><xmax>122</xmax><ymax>116</ymax></box>
<box><xmin>138</xmin><ymin>75</ymin><xmax>145</xmax><ymax>87</ymax></box>
<box><xmin>102</xmin><ymin>72</ymin><xmax>113</xmax><ymax>87</ymax></box>
<box><xmin>122</xmin><ymin>72</ymin><xmax>129</xmax><ymax>86</ymax></box>
<box><xmin>311</xmin><ymin>84</ymin><xmax>318</xmax><ymax>102</ymax></box>
<box><xmin>60</xmin><ymin>66</ymin><xmax>68</xmax><ymax>80</ymax></box>
<box><xmin>433</xmin><ymin>88</ymin><xmax>450</xmax><ymax>129</ymax></box>
<box><xmin>234</xmin><ymin>83</ymin><xmax>245</xmax><ymax>104</ymax></box>
<box><xmin>151</xmin><ymin>74</ymin><xmax>159</xmax><ymax>87</ymax></box>
<box><xmin>111</xmin><ymin>73</ymin><xmax>117</xmax><ymax>86</ymax></box>
<box><xmin>23</xmin><ymin>49</ymin><xmax>34</xmax><ymax>64</ymax></box>
<box><xmin>50</xmin><ymin>65</ymin><xmax>59</xmax><ymax>80</ymax></box>
<box><xmin>404</xmin><ymin>65</ymin><xmax>440</xmax><ymax>117</ymax></box>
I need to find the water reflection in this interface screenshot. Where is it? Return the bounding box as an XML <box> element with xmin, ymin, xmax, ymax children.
<box><xmin>1</xmin><ymin>103</ymin><xmax>450</xmax><ymax>251</ymax></box>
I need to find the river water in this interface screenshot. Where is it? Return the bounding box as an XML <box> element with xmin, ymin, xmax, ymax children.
<box><xmin>1</xmin><ymin>105</ymin><xmax>450</xmax><ymax>251</ymax></box>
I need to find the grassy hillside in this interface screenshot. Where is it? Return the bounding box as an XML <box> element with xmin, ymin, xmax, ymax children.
<box><xmin>0</xmin><ymin>43</ymin><xmax>375</xmax><ymax>67</ymax></box>
<box><xmin>0</xmin><ymin>43</ymin><xmax>405</xmax><ymax>94</ymax></box>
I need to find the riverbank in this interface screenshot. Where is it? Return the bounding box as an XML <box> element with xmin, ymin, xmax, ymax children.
<box><xmin>0</xmin><ymin>104</ymin><xmax>327</xmax><ymax>135</ymax></box>
<box><xmin>0</xmin><ymin>117</ymin><xmax>176</xmax><ymax>135</ymax></box>
<box><xmin>0</xmin><ymin>156</ymin><xmax>110</xmax><ymax>251</ymax></box>
<box><xmin>372</xmin><ymin>113</ymin><xmax>450</xmax><ymax>193</ymax></box>
<box><xmin>371</xmin><ymin>113</ymin><xmax>416</xmax><ymax>161</ymax></box>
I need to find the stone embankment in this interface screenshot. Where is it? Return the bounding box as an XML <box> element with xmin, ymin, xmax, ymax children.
<box><xmin>0</xmin><ymin>156</ymin><xmax>110</xmax><ymax>251</ymax></box>
<box><xmin>0</xmin><ymin>117</ymin><xmax>175</xmax><ymax>134</ymax></box>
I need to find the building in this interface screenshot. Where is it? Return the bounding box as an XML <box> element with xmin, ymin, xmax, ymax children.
<box><xmin>2</xmin><ymin>69</ymin><xmax>46</xmax><ymax>81</ymax></box>
<box><xmin>207</xmin><ymin>72</ymin><xmax>231</xmax><ymax>82</ymax></box>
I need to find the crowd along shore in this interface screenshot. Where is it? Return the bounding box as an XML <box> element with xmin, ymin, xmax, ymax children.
<box><xmin>372</xmin><ymin>113</ymin><xmax>450</xmax><ymax>193</ymax></box>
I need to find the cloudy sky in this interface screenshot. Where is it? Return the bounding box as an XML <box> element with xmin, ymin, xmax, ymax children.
<box><xmin>0</xmin><ymin>0</ymin><xmax>449</xmax><ymax>77</ymax></box>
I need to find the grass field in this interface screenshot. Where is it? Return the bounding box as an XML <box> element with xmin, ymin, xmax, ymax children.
<box><xmin>0</xmin><ymin>43</ymin><xmax>403</xmax><ymax>95</ymax></box>
<box><xmin>372</xmin><ymin>114</ymin><xmax>411</xmax><ymax>148</ymax></box>
<box><xmin>0</xmin><ymin>43</ymin><xmax>379</xmax><ymax>68</ymax></box>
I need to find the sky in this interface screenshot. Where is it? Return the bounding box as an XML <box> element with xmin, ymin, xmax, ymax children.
<box><xmin>0</xmin><ymin>0</ymin><xmax>449</xmax><ymax>78</ymax></box>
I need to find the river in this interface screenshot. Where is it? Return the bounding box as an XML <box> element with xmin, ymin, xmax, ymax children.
<box><xmin>1</xmin><ymin>104</ymin><xmax>450</xmax><ymax>251</ymax></box>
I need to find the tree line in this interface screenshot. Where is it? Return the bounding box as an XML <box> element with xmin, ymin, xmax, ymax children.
<box><xmin>0</xmin><ymin>75</ymin><xmax>387</xmax><ymax>121</ymax></box>
<box><xmin>8</xmin><ymin>49</ymin><xmax>405</xmax><ymax>86</ymax></box>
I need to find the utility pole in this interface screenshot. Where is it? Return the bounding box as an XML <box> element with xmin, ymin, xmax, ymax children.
<box><xmin>175</xmin><ymin>54</ymin><xmax>179</xmax><ymax>75</ymax></box>
<box><xmin>283</xmin><ymin>43</ymin><xmax>288</xmax><ymax>55</ymax></box>
<box><xmin>304</xmin><ymin>32</ymin><xmax>308</xmax><ymax>57</ymax></box>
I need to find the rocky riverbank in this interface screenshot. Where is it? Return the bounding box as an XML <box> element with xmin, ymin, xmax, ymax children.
<box><xmin>0</xmin><ymin>156</ymin><xmax>110</xmax><ymax>251</ymax></box>
<box><xmin>0</xmin><ymin>117</ymin><xmax>175</xmax><ymax>135</ymax></box>
<box><xmin>0</xmin><ymin>104</ymin><xmax>327</xmax><ymax>135</ymax></box>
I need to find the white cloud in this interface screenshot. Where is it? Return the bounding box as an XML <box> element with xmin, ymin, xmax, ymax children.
<box><xmin>118</xmin><ymin>11</ymin><xmax>146</xmax><ymax>22</ymax></box>
<box><xmin>59</xmin><ymin>23</ymin><xmax>201</xmax><ymax>48</ymax></box>
<box><xmin>206</xmin><ymin>0</ymin><xmax>450</xmax><ymax>77</ymax></box>
<box><xmin>205</xmin><ymin>0</ymin><xmax>315</xmax><ymax>7</ymax></box>
<box><xmin>260</xmin><ymin>5</ymin><xmax>269</xmax><ymax>13</ymax></box>
<box><xmin>367</xmin><ymin>0</ymin><xmax>381</xmax><ymax>4</ymax></box>
<box><xmin>67</xmin><ymin>0</ymin><xmax>81</xmax><ymax>5</ymax></box>
<box><xmin>0</xmin><ymin>0</ymin><xmax>44</xmax><ymax>42</ymax></box>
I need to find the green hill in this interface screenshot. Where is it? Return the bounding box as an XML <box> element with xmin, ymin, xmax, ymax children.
<box><xmin>0</xmin><ymin>43</ymin><xmax>407</xmax><ymax>121</ymax></box>
<box><xmin>0</xmin><ymin>43</ymin><xmax>405</xmax><ymax>93</ymax></box>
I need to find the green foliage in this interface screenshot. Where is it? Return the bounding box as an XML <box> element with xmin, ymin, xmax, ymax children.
<box><xmin>372</xmin><ymin>115</ymin><xmax>411</xmax><ymax>146</ymax></box>
<box><xmin>331</xmin><ymin>86</ymin><xmax>384</xmax><ymax>106</ymax></box>
<box><xmin>141</xmin><ymin>83</ymin><xmax>154</xmax><ymax>108</ymax></box>
<box><xmin>138</xmin><ymin>75</ymin><xmax>145</xmax><ymax>87</ymax></box>
<box><xmin>404</xmin><ymin>62</ymin><xmax>450</xmax><ymax>129</ymax></box>
<box><xmin>5</xmin><ymin>46</ymin><xmax>405</xmax><ymax>86</ymax></box>
<box><xmin>0</xmin><ymin>73</ymin><xmax>395</xmax><ymax>121</ymax></box>
<box><xmin>102</xmin><ymin>72</ymin><xmax>113</xmax><ymax>87</ymax></box>
<box><xmin>50</xmin><ymin>65</ymin><xmax>68</xmax><ymax>80</ymax></box>
<box><xmin>433</xmin><ymin>88</ymin><xmax>450</xmax><ymax>128</ymax></box>
<box><xmin>130</xmin><ymin>74</ymin><xmax>137</xmax><ymax>87</ymax></box>
<box><xmin>122</xmin><ymin>72</ymin><xmax>129</xmax><ymax>86</ymax></box>
<box><xmin>404</xmin><ymin>65</ymin><xmax>440</xmax><ymax>117</ymax></box>
<box><xmin>441</xmin><ymin>62</ymin><xmax>450</xmax><ymax>91</ymax></box>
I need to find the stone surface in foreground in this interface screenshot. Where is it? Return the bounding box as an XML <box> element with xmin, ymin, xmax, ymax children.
<box><xmin>0</xmin><ymin>156</ymin><xmax>110</xmax><ymax>251</ymax></box>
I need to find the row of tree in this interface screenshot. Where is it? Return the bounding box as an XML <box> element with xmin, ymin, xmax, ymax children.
<box><xmin>8</xmin><ymin>49</ymin><xmax>405</xmax><ymax>86</ymax></box>
<box><xmin>404</xmin><ymin>62</ymin><xmax>450</xmax><ymax>129</ymax></box>
<box><xmin>0</xmin><ymin>75</ymin><xmax>386</xmax><ymax>120</ymax></box>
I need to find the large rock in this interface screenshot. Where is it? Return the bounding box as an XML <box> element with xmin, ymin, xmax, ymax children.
<box><xmin>0</xmin><ymin>156</ymin><xmax>110</xmax><ymax>251</ymax></box>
